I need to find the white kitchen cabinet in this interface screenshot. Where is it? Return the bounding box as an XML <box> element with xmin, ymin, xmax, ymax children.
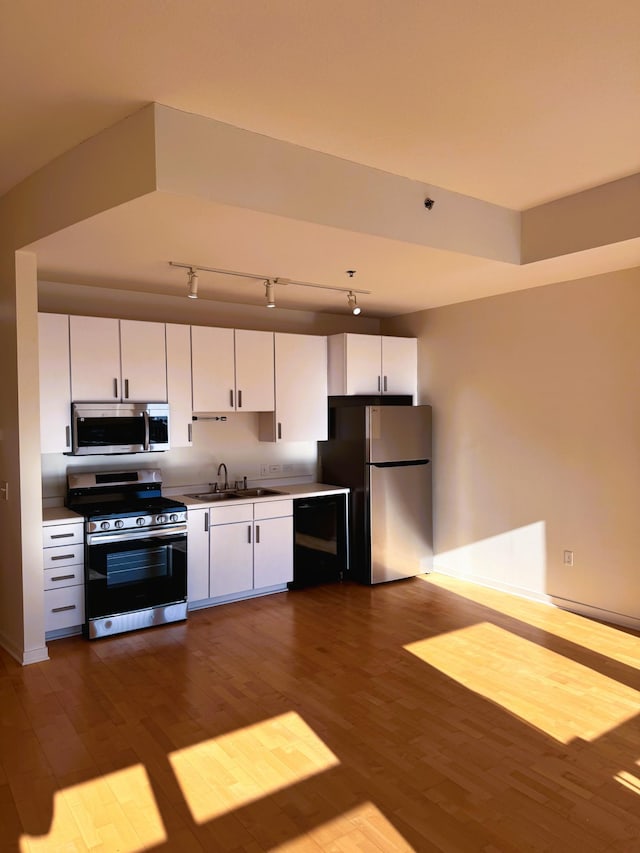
<box><xmin>69</xmin><ymin>316</ymin><xmax>167</xmax><ymax>402</ymax></box>
<box><xmin>166</xmin><ymin>323</ymin><xmax>193</xmax><ymax>447</ymax></box>
<box><xmin>259</xmin><ymin>333</ymin><xmax>328</xmax><ymax>442</ymax></box>
<box><xmin>42</xmin><ymin>521</ymin><xmax>84</xmax><ymax>635</ymax></box>
<box><xmin>191</xmin><ymin>326</ymin><xmax>274</xmax><ymax>412</ymax></box>
<box><xmin>187</xmin><ymin>507</ymin><xmax>210</xmax><ymax>603</ymax></box>
<box><xmin>207</xmin><ymin>499</ymin><xmax>293</xmax><ymax>598</ymax></box>
<box><xmin>327</xmin><ymin>333</ymin><xmax>417</xmax><ymax>399</ymax></box>
<box><xmin>38</xmin><ymin>313</ymin><xmax>72</xmax><ymax>453</ymax></box>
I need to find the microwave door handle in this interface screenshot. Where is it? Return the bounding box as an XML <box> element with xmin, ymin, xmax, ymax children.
<box><xmin>143</xmin><ymin>411</ymin><xmax>150</xmax><ymax>451</ymax></box>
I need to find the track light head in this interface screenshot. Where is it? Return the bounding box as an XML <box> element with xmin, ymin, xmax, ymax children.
<box><xmin>265</xmin><ymin>280</ymin><xmax>276</xmax><ymax>308</ymax></box>
<box><xmin>187</xmin><ymin>268</ymin><xmax>199</xmax><ymax>299</ymax></box>
<box><xmin>348</xmin><ymin>291</ymin><xmax>361</xmax><ymax>315</ymax></box>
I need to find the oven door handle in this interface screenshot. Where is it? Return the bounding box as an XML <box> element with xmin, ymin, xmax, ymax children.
<box><xmin>87</xmin><ymin>524</ymin><xmax>187</xmax><ymax>546</ymax></box>
<box><xmin>143</xmin><ymin>411</ymin><xmax>151</xmax><ymax>451</ymax></box>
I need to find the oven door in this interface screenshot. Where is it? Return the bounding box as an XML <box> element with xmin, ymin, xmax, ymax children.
<box><xmin>85</xmin><ymin>525</ymin><xmax>187</xmax><ymax>622</ymax></box>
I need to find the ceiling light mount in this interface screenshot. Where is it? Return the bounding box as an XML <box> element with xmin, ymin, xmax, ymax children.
<box><xmin>169</xmin><ymin>261</ymin><xmax>371</xmax><ymax>313</ymax></box>
<box><xmin>424</xmin><ymin>197</ymin><xmax>435</xmax><ymax>210</ymax></box>
<box><xmin>187</xmin><ymin>267</ymin><xmax>199</xmax><ymax>299</ymax></box>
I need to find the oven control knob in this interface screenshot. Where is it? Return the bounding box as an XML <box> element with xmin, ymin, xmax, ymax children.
<box><xmin>136</xmin><ymin>517</ymin><xmax>146</xmax><ymax>526</ymax></box>
<box><xmin>157</xmin><ymin>514</ymin><xmax>167</xmax><ymax>524</ymax></box>
<box><xmin>114</xmin><ymin>520</ymin><xmax>124</xmax><ymax>529</ymax></box>
<box><xmin>170</xmin><ymin>513</ymin><xmax>179</xmax><ymax>523</ymax></box>
<box><xmin>100</xmin><ymin>521</ymin><xmax>110</xmax><ymax>531</ymax></box>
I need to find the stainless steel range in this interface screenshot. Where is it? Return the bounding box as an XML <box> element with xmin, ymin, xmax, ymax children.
<box><xmin>66</xmin><ymin>468</ymin><xmax>187</xmax><ymax>639</ymax></box>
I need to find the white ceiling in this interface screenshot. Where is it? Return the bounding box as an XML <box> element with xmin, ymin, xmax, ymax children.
<box><xmin>3</xmin><ymin>0</ymin><xmax>640</xmax><ymax>316</ymax></box>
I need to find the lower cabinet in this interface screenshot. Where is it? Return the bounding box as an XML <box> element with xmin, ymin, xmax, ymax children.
<box><xmin>42</xmin><ymin>522</ymin><xmax>85</xmax><ymax>635</ymax></box>
<box><xmin>187</xmin><ymin>500</ymin><xmax>293</xmax><ymax>606</ymax></box>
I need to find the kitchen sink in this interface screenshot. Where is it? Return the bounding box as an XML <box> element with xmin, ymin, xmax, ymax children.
<box><xmin>185</xmin><ymin>487</ymin><xmax>284</xmax><ymax>502</ymax></box>
<box><xmin>185</xmin><ymin>491</ymin><xmax>238</xmax><ymax>502</ymax></box>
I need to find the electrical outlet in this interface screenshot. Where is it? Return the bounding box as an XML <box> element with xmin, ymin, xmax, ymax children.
<box><xmin>269</xmin><ymin>464</ymin><xmax>282</xmax><ymax>474</ymax></box>
<box><xmin>563</xmin><ymin>550</ymin><xmax>574</xmax><ymax>566</ymax></box>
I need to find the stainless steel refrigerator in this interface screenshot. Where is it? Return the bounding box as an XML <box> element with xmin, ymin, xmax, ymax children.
<box><xmin>319</xmin><ymin>401</ymin><xmax>432</xmax><ymax>584</ymax></box>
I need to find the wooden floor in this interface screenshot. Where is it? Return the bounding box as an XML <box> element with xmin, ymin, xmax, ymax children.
<box><xmin>1</xmin><ymin>575</ymin><xmax>639</xmax><ymax>852</ymax></box>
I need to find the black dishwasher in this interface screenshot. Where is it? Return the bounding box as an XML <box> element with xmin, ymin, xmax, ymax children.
<box><xmin>290</xmin><ymin>494</ymin><xmax>349</xmax><ymax>588</ymax></box>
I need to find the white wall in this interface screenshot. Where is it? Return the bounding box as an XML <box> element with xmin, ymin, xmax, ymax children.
<box><xmin>383</xmin><ymin>266</ymin><xmax>640</xmax><ymax>630</ymax></box>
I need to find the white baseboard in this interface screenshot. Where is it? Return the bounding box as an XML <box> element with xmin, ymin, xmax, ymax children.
<box><xmin>0</xmin><ymin>630</ymin><xmax>49</xmax><ymax>665</ymax></box>
<box><xmin>431</xmin><ymin>566</ymin><xmax>554</xmax><ymax>606</ymax></box>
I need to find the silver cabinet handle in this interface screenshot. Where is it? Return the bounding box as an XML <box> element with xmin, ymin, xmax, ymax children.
<box><xmin>187</xmin><ymin>423</ymin><xmax>192</xmax><ymax>443</ymax></box>
<box><xmin>113</xmin><ymin>378</ymin><xmax>118</xmax><ymax>398</ymax></box>
<box><xmin>204</xmin><ymin>513</ymin><xmax>209</xmax><ymax>532</ymax></box>
<box><xmin>377</xmin><ymin>375</ymin><xmax>381</xmax><ymax>392</ymax></box>
<box><xmin>383</xmin><ymin>375</ymin><xmax>388</xmax><ymax>392</ymax></box>
<box><xmin>238</xmin><ymin>389</ymin><xmax>242</xmax><ymax>408</ymax></box>
<box><xmin>52</xmin><ymin>604</ymin><xmax>76</xmax><ymax>613</ymax></box>
<box><xmin>51</xmin><ymin>574</ymin><xmax>75</xmax><ymax>582</ymax></box>
<box><xmin>230</xmin><ymin>389</ymin><xmax>234</xmax><ymax>408</ymax></box>
<box><xmin>277</xmin><ymin>422</ymin><xmax>282</xmax><ymax>440</ymax></box>
<box><xmin>65</xmin><ymin>425</ymin><xmax>71</xmax><ymax>448</ymax></box>
<box><xmin>255</xmin><ymin>524</ymin><xmax>260</xmax><ymax>544</ymax></box>
<box><xmin>247</xmin><ymin>525</ymin><xmax>252</xmax><ymax>544</ymax></box>
<box><xmin>51</xmin><ymin>532</ymin><xmax>74</xmax><ymax>540</ymax></box>
<box><xmin>50</xmin><ymin>554</ymin><xmax>75</xmax><ymax>561</ymax></box>
<box><xmin>124</xmin><ymin>378</ymin><xmax>129</xmax><ymax>399</ymax></box>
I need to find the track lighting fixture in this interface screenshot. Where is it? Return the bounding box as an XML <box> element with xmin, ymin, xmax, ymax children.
<box><xmin>348</xmin><ymin>291</ymin><xmax>361</xmax><ymax>315</ymax></box>
<box><xmin>187</xmin><ymin>268</ymin><xmax>199</xmax><ymax>299</ymax></box>
<box><xmin>170</xmin><ymin>261</ymin><xmax>371</xmax><ymax>313</ymax></box>
<box><xmin>265</xmin><ymin>280</ymin><xmax>276</xmax><ymax>308</ymax></box>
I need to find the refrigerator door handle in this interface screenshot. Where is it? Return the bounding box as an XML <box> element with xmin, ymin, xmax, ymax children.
<box><xmin>369</xmin><ymin>459</ymin><xmax>430</xmax><ymax>468</ymax></box>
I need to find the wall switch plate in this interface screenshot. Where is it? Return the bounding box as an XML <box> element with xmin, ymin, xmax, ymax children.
<box><xmin>563</xmin><ymin>550</ymin><xmax>574</xmax><ymax>566</ymax></box>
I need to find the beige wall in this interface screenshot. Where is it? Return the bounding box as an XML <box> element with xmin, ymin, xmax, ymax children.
<box><xmin>383</xmin><ymin>267</ymin><xmax>640</xmax><ymax>628</ymax></box>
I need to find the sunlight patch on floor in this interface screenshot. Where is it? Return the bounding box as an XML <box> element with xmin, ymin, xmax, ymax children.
<box><xmin>615</xmin><ymin>770</ymin><xmax>640</xmax><ymax>796</ymax></box>
<box><xmin>421</xmin><ymin>573</ymin><xmax>640</xmax><ymax>668</ymax></box>
<box><xmin>405</xmin><ymin>622</ymin><xmax>640</xmax><ymax>743</ymax></box>
<box><xmin>272</xmin><ymin>801</ymin><xmax>415</xmax><ymax>852</ymax></box>
<box><xmin>20</xmin><ymin>764</ymin><xmax>166</xmax><ymax>852</ymax></box>
<box><xmin>169</xmin><ymin>710</ymin><xmax>340</xmax><ymax>824</ymax></box>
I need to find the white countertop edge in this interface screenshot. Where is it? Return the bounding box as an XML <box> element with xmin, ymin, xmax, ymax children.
<box><xmin>42</xmin><ymin>483</ymin><xmax>349</xmax><ymax>523</ymax></box>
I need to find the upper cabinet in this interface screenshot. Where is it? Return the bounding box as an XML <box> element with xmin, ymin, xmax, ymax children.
<box><xmin>166</xmin><ymin>323</ymin><xmax>193</xmax><ymax>447</ymax></box>
<box><xmin>69</xmin><ymin>316</ymin><xmax>167</xmax><ymax>402</ymax></box>
<box><xmin>191</xmin><ymin>326</ymin><xmax>274</xmax><ymax>413</ymax></box>
<box><xmin>259</xmin><ymin>333</ymin><xmax>328</xmax><ymax>442</ymax></box>
<box><xmin>327</xmin><ymin>333</ymin><xmax>417</xmax><ymax>399</ymax></box>
<box><xmin>38</xmin><ymin>312</ymin><xmax>72</xmax><ymax>453</ymax></box>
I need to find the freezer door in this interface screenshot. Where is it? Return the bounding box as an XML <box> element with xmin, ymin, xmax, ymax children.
<box><xmin>369</xmin><ymin>461</ymin><xmax>432</xmax><ymax>583</ymax></box>
<box><xmin>367</xmin><ymin>405</ymin><xmax>431</xmax><ymax>464</ymax></box>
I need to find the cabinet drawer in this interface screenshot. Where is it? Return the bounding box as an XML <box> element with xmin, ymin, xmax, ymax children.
<box><xmin>44</xmin><ymin>564</ymin><xmax>84</xmax><ymax>590</ymax></box>
<box><xmin>43</xmin><ymin>542</ymin><xmax>84</xmax><ymax>570</ymax></box>
<box><xmin>44</xmin><ymin>585</ymin><xmax>84</xmax><ymax>632</ymax></box>
<box><xmin>209</xmin><ymin>504</ymin><xmax>253</xmax><ymax>526</ymax></box>
<box><xmin>42</xmin><ymin>524</ymin><xmax>83</xmax><ymax>548</ymax></box>
<box><xmin>254</xmin><ymin>499</ymin><xmax>293</xmax><ymax>520</ymax></box>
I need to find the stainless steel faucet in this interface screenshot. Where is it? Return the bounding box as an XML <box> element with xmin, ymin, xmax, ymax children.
<box><xmin>217</xmin><ymin>462</ymin><xmax>229</xmax><ymax>490</ymax></box>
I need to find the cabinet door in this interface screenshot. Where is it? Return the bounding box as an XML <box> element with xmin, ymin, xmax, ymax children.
<box><xmin>381</xmin><ymin>336</ymin><xmax>417</xmax><ymax>398</ymax></box>
<box><xmin>119</xmin><ymin>320</ymin><xmax>167</xmax><ymax>402</ymax></box>
<box><xmin>345</xmin><ymin>334</ymin><xmax>382</xmax><ymax>395</ymax></box>
<box><xmin>187</xmin><ymin>509</ymin><xmax>210</xmax><ymax>603</ymax></box>
<box><xmin>253</xmin><ymin>515</ymin><xmax>293</xmax><ymax>588</ymax></box>
<box><xmin>191</xmin><ymin>326</ymin><xmax>235</xmax><ymax>412</ymax></box>
<box><xmin>166</xmin><ymin>324</ymin><xmax>193</xmax><ymax>447</ymax></box>
<box><xmin>69</xmin><ymin>315</ymin><xmax>121</xmax><ymax>401</ymax></box>
<box><xmin>234</xmin><ymin>329</ymin><xmax>274</xmax><ymax>411</ymax></box>
<box><xmin>260</xmin><ymin>333</ymin><xmax>327</xmax><ymax>442</ymax></box>
<box><xmin>38</xmin><ymin>313</ymin><xmax>72</xmax><ymax>453</ymax></box>
<box><xmin>210</xmin><ymin>521</ymin><xmax>254</xmax><ymax>597</ymax></box>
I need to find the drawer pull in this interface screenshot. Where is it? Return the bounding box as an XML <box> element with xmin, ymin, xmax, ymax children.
<box><xmin>50</xmin><ymin>532</ymin><xmax>75</xmax><ymax>539</ymax></box>
<box><xmin>51</xmin><ymin>574</ymin><xmax>75</xmax><ymax>582</ymax></box>
<box><xmin>51</xmin><ymin>604</ymin><xmax>76</xmax><ymax>613</ymax></box>
<box><xmin>50</xmin><ymin>554</ymin><xmax>75</xmax><ymax>561</ymax></box>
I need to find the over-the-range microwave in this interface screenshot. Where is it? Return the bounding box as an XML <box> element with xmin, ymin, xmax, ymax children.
<box><xmin>69</xmin><ymin>402</ymin><xmax>170</xmax><ymax>455</ymax></box>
